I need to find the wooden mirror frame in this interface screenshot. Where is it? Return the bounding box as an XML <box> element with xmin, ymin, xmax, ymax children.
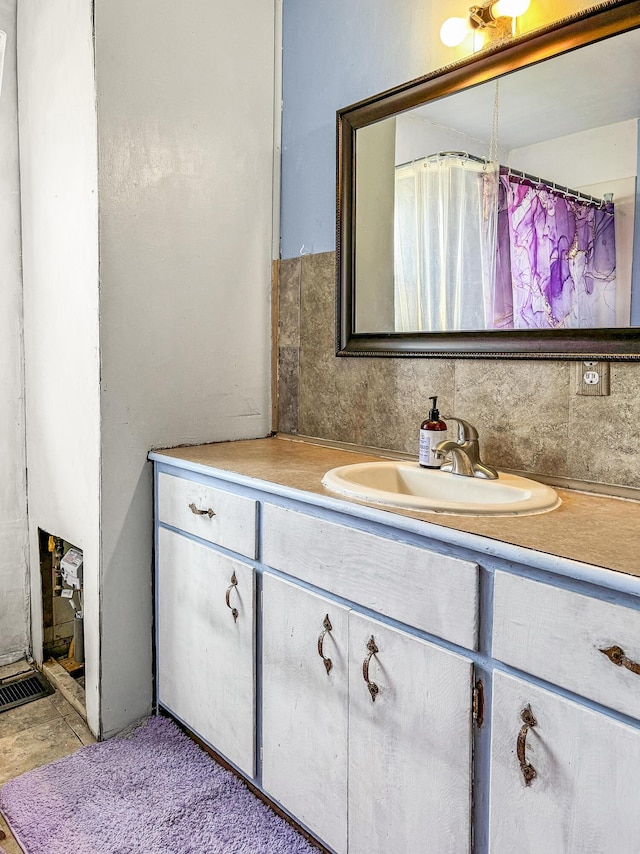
<box><xmin>336</xmin><ymin>0</ymin><xmax>640</xmax><ymax>359</ymax></box>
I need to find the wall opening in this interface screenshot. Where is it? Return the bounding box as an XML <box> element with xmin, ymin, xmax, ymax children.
<box><xmin>38</xmin><ymin>529</ymin><xmax>86</xmax><ymax>716</ymax></box>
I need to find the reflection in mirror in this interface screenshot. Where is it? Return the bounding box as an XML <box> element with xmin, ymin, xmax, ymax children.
<box><xmin>338</xmin><ymin>3</ymin><xmax>640</xmax><ymax>357</ymax></box>
<box><xmin>354</xmin><ymin>27</ymin><xmax>639</xmax><ymax>335</ymax></box>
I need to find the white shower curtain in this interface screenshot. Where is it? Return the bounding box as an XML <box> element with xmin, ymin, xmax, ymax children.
<box><xmin>394</xmin><ymin>155</ymin><xmax>498</xmax><ymax>332</ymax></box>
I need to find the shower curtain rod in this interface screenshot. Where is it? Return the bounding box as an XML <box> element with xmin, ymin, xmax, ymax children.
<box><xmin>397</xmin><ymin>151</ymin><xmax>612</xmax><ymax>208</ymax></box>
<box><xmin>396</xmin><ymin>150</ymin><xmax>488</xmax><ymax>168</ymax></box>
<box><xmin>503</xmin><ymin>165</ymin><xmax>611</xmax><ymax>209</ymax></box>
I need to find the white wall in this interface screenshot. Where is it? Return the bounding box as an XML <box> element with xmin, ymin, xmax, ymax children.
<box><xmin>18</xmin><ymin>0</ymin><xmax>275</xmax><ymax>739</ymax></box>
<box><xmin>93</xmin><ymin>0</ymin><xmax>275</xmax><ymax>738</ymax></box>
<box><xmin>0</xmin><ymin>0</ymin><xmax>28</xmax><ymax>666</ymax></box>
<box><xmin>509</xmin><ymin>119</ymin><xmax>638</xmax><ymax>189</ymax></box>
<box><xmin>18</xmin><ymin>0</ymin><xmax>101</xmax><ymax>732</ymax></box>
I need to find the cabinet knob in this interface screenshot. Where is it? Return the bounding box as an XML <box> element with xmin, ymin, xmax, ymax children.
<box><xmin>517</xmin><ymin>704</ymin><xmax>537</xmax><ymax>786</ymax></box>
<box><xmin>188</xmin><ymin>502</ymin><xmax>216</xmax><ymax>518</ymax></box>
<box><xmin>362</xmin><ymin>636</ymin><xmax>380</xmax><ymax>702</ymax></box>
<box><xmin>317</xmin><ymin>614</ymin><xmax>333</xmax><ymax>674</ymax></box>
<box><xmin>600</xmin><ymin>645</ymin><xmax>640</xmax><ymax>676</ymax></box>
<box><xmin>225</xmin><ymin>571</ymin><xmax>239</xmax><ymax>622</ymax></box>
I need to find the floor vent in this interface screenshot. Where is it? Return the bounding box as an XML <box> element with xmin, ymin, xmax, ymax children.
<box><xmin>0</xmin><ymin>672</ymin><xmax>54</xmax><ymax>714</ymax></box>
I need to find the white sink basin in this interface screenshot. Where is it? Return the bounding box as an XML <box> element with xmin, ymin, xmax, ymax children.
<box><xmin>321</xmin><ymin>461</ymin><xmax>560</xmax><ymax>516</ymax></box>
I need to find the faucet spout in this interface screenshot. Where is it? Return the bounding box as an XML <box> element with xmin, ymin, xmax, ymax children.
<box><xmin>434</xmin><ymin>417</ymin><xmax>498</xmax><ymax>479</ymax></box>
<box><xmin>434</xmin><ymin>441</ymin><xmax>476</xmax><ymax>477</ymax></box>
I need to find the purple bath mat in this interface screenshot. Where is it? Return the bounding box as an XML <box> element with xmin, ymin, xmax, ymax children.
<box><xmin>0</xmin><ymin>716</ymin><xmax>319</xmax><ymax>854</ymax></box>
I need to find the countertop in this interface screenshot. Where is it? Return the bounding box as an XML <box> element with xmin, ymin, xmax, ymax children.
<box><xmin>150</xmin><ymin>435</ymin><xmax>640</xmax><ymax>581</ymax></box>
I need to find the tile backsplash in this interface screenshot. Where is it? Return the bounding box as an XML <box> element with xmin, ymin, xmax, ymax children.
<box><xmin>277</xmin><ymin>251</ymin><xmax>640</xmax><ymax>491</ymax></box>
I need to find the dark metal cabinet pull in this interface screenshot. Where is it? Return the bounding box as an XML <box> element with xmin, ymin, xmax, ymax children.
<box><xmin>188</xmin><ymin>502</ymin><xmax>215</xmax><ymax>518</ymax></box>
<box><xmin>600</xmin><ymin>645</ymin><xmax>640</xmax><ymax>676</ymax></box>
<box><xmin>517</xmin><ymin>705</ymin><xmax>537</xmax><ymax>786</ymax></box>
<box><xmin>317</xmin><ymin>614</ymin><xmax>333</xmax><ymax>674</ymax></box>
<box><xmin>362</xmin><ymin>636</ymin><xmax>379</xmax><ymax>702</ymax></box>
<box><xmin>225</xmin><ymin>571</ymin><xmax>239</xmax><ymax>622</ymax></box>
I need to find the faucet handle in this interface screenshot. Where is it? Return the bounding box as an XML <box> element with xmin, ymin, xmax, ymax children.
<box><xmin>442</xmin><ymin>417</ymin><xmax>479</xmax><ymax>443</ymax></box>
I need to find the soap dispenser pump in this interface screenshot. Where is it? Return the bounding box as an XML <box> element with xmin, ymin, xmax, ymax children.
<box><xmin>419</xmin><ymin>396</ymin><xmax>447</xmax><ymax>468</ymax></box>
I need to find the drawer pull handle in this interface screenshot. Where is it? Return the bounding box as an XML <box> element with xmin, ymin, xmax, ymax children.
<box><xmin>317</xmin><ymin>614</ymin><xmax>333</xmax><ymax>674</ymax></box>
<box><xmin>517</xmin><ymin>705</ymin><xmax>537</xmax><ymax>786</ymax></box>
<box><xmin>188</xmin><ymin>502</ymin><xmax>215</xmax><ymax>519</ymax></box>
<box><xmin>225</xmin><ymin>572</ymin><xmax>239</xmax><ymax>622</ymax></box>
<box><xmin>362</xmin><ymin>636</ymin><xmax>379</xmax><ymax>702</ymax></box>
<box><xmin>600</xmin><ymin>645</ymin><xmax>640</xmax><ymax>676</ymax></box>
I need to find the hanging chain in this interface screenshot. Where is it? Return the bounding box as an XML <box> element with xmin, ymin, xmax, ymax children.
<box><xmin>489</xmin><ymin>79</ymin><xmax>499</xmax><ymax>165</ymax></box>
<box><xmin>483</xmin><ymin>79</ymin><xmax>500</xmax><ymax>222</ymax></box>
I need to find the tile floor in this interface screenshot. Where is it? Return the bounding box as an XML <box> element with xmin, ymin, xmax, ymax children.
<box><xmin>0</xmin><ymin>660</ymin><xmax>95</xmax><ymax>854</ymax></box>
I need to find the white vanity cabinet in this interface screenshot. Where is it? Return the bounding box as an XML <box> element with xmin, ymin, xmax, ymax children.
<box><xmin>150</xmin><ymin>443</ymin><xmax>640</xmax><ymax>854</ymax></box>
<box><xmin>262</xmin><ymin>574</ymin><xmax>474</xmax><ymax>854</ymax></box>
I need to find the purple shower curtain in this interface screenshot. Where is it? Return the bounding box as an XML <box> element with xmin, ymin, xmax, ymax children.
<box><xmin>494</xmin><ymin>171</ymin><xmax>617</xmax><ymax>329</ymax></box>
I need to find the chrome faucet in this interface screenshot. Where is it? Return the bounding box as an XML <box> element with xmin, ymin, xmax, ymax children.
<box><xmin>435</xmin><ymin>417</ymin><xmax>498</xmax><ymax>479</ymax></box>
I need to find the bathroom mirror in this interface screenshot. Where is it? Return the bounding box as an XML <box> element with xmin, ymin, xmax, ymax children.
<box><xmin>336</xmin><ymin>0</ymin><xmax>640</xmax><ymax>357</ymax></box>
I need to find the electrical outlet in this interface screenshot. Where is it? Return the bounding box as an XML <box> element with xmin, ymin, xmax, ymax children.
<box><xmin>576</xmin><ymin>361</ymin><xmax>610</xmax><ymax>396</ymax></box>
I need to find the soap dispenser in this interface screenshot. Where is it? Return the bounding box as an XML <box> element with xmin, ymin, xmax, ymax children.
<box><xmin>419</xmin><ymin>396</ymin><xmax>447</xmax><ymax>468</ymax></box>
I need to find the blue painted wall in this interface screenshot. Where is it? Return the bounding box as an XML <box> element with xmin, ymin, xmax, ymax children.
<box><xmin>280</xmin><ymin>0</ymin><xmax>435</xmax><ymax>259</ymax></box>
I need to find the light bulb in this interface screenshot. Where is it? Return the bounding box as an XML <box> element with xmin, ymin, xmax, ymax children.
<box><xmin>493</xmin><ymin>0</ymin><xmax>531</xmax><ymax>17</ymax></box>
<box><xmin>440</xmin><ymin>16</ymin><xmax>471</xmax><ymax>47</ymax></box>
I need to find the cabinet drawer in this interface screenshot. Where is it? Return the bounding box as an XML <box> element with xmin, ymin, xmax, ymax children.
<box><xmin>157</xmin><ymin>472</ymin><xmax>257</xmax><ymax>558</ymax></box>
<box><xmin>262</xmin><ymin>504</ymin><xmax>479</xmax><ymax>649</ymax></box>
<box><xmin>493</xmin><ymin>572</ymin><xmax>640</xmax><ymax>720</ymax></box>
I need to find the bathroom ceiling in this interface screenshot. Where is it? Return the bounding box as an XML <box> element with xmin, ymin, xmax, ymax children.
<box><xmin>412</xmin><ymin>27</ymin><xmax>640</xmax><ymax>149</ymax></box>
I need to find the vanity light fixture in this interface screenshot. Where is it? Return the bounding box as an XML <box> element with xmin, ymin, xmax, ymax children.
<box><xmin>440</xmin><ymin>0</ymin><xmax>531</xmax><ymax>48</ymax></box>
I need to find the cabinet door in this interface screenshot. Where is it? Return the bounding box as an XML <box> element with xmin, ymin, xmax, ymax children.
<box><xmin>489</xmin><ymin>671</ymin><xmax>640</xmax><ymax>854</ymax></box>
<box><xmin>262</xmin><ymin>575</ymin><xmax>349</xmax><ymax>854</ymax></box>
<box><xmin>157</xmin><ymin>528</ymin><xmax>255</xmax><ymax>776</ymax></box>
<box><xmin>348</xmin><ymin>612</ymin><xmax>474</xmax><ymax>854</ymax></box>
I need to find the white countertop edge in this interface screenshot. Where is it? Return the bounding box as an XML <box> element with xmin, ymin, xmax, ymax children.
<box><xmin>149</xmin><ymin>450</ymin><xmax>640</xmax><ymax>599</ymax></box>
